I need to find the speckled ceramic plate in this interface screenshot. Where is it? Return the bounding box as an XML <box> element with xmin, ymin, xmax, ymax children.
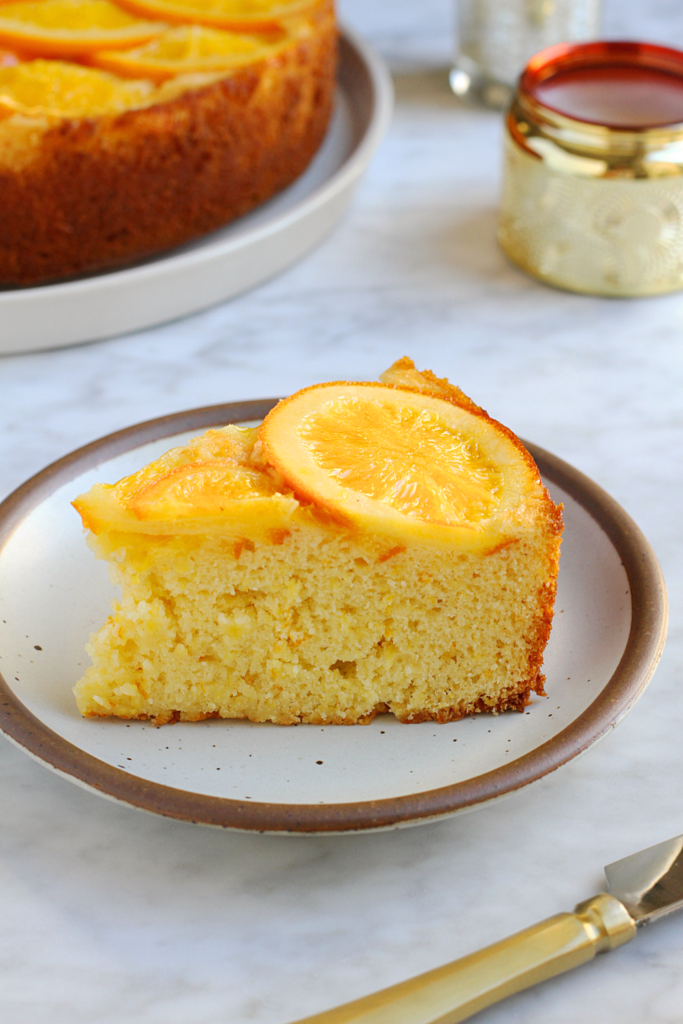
<box><xmin>0</xmin><ymin>28</ymin><xmax>393</xmax><ymax>356</ymax></box>
<box><xmin>0</xmin><ymin>401</ymin><xmax>668</xmax><ymax>833</ymax></box>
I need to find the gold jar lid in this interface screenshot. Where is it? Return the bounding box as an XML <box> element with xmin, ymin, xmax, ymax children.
<box><xmin>499</xmin><ymin>41</ymin><xmax>683</xmax><ymax>296</ymax></box>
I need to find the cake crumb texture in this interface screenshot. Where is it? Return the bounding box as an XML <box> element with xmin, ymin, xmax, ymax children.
<box><xmin>76</xmin><ymin>524</ymin><xmax>557</xmax><ymax>725</ymax></box>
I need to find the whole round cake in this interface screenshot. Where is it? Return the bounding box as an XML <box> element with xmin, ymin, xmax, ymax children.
<box><xmin>0</xmin><ymin>0</ymin><xmax>336</xmax><ymax>285</ymax></box>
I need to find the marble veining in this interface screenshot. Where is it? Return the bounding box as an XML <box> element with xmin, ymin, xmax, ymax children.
<box><xmin>2</xmin><ymin>2</ymin><xmax>683</xmax><ymax>1022</ymax></box>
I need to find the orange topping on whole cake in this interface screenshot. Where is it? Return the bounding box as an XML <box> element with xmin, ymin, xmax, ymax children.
<box><xmin>0</xmin><ymin>59</ymin><xmax>155</xmax><ymax>115</ymax></box>
<box><xmin>0</xmin><ymin>0</ymin><xmax>336</xmax><ymax>284</ymax></box>
<box><xmin>112</xmin><ymin>0</ymin><xmax>319</xmax><ymax>31</ymax></box>
<box><xmin>0</xmin><ymin>0</ymin><xmax>166</xmax><ymax>59</ymax></box>
<box><xmin>92</xmin><ymin>24</ymin><xmax>290</xmax><ymax>81</ymax></box>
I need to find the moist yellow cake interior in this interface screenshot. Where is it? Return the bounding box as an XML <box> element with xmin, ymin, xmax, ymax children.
<box><xmin>72</xmin><ymin>360</ymin><xmax>563</xmax><ymax>725</ymax></box>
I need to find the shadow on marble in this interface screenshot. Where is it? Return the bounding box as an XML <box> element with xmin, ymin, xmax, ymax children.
<box><xmin>390</xmin><ymin>64</ymin><xmax>503</xmax><ymax>118</ymax></box>
<box><xmin>391</xmin><ymin>66</ymin><xmax>458</xmax><ymax>107</ymax></box>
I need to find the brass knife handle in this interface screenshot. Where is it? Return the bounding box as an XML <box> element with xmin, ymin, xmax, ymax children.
<box><xmin>289</xmin><ymin>894</ymin><xmax>636</xmax><ymax>1024</ymax></box>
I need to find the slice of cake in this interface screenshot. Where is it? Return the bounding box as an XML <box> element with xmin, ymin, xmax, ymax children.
<box><xmin>72</xmin><ymin>359</ymin><xmax>563</xmax><ymax>725</ymax></box>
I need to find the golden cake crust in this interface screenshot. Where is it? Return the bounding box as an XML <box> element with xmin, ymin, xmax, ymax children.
<box><xmin>0</xmin><ymin>1</ymin><xmax>336</xmax><ymax>285</ymax></box>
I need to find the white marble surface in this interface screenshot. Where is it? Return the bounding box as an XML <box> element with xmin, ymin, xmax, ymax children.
<box><xmin>2</xmin><ymin>1</ymin><xmax>683</xmax><ymax>1021</ymax></box>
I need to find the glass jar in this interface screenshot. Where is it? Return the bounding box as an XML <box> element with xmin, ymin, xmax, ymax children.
<box><xmin>451</xmin><ymin>0</ymin><xmax>602</xmax><ymax>108</ymax></box>
<box><xmin>498</xmin><ymin>40</ymin><xmax>683</xmax><ymax>296</ymax></box>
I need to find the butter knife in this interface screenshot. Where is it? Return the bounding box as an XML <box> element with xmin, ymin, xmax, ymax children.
<box><xmin>289</xmin><ymin>833</ymin><xmax>683</xmax><ymax>1024</ymax></box>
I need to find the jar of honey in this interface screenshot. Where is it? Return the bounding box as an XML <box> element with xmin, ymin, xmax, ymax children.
<box><xmin>499</xmin><ymin>41</ymin><xmax>683</xmax><ymax>296</ymax></box>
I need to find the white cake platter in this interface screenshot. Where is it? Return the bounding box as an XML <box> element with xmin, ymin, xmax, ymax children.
<box><xmin>0</xmin><ymin>402</ymin><xmax>668</xmax><ymax>834</ymax></box>
<box><xmin>0</xmin><ymin>29</ymin><xmax>393</xmax><ymax>356</ymax></box>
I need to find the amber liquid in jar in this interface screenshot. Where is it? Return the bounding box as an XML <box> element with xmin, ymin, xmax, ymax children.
<box><xmin>533</xmin><ymin>64</ymin><xmax>683</xmax><ymax>128</ymax></box>
<box><xmin>499</xmin><ymin>41</ymin><xmax>683</xmax><ymax>296</ymax></box>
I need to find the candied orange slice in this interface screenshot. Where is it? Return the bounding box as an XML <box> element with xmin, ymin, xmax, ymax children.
<box><xmin>116</xmin><ymin>427</ymin><xmax>279</xmax><ymax>519</ymax></box>
<box><xmin>113</xmin><ymin>426</ymin><xmax>259</xmax><ymax>504</ymax></box>
<box><xmin>112</xmin><ymin>0</ymin><xmax>318</xmax><ymax>31</ymax></box>
<box><xmin>259</xmin><ymin>380</ymin><xmax>538</xmax><ymax>548</ymax></box>
<box><xmin>0</xmin><ymin>0</ymin><xmax>165</xmax><ymax>59</ymax></box>
<box><xmin>73</xmin><ymin>426</ymin><xmax>296</xmax><ymax>534</ymax></box>
<box><xmin>92</xmin><ymin>23</ymin><xmax>287</xmax><ymax>82</ymax></box>
<box><xmin>129</xmin><ymin>459</ymin><xmax>279</xmax><ymax>518</ymax></box>
<box><xmin>0</xmin><ymin>58</ymin><xmax>154</xmax><ymax>116</ymax></box>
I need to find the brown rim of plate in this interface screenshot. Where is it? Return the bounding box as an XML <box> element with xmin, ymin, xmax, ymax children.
<box><xmin>0</xmin><ymin>400</ymin><xmax>669</xmax><ymax>833</ymax></box>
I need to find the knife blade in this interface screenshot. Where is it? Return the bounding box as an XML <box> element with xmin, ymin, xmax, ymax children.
<box><xmin>288</xmin><ymin>833</ymin><xmax>683</xmax><ymax>1024</ymax></box>
<box><xmin>605</xmin><ymin>833</ymin><xmax>683</xmax><ymax>924</ymax></box>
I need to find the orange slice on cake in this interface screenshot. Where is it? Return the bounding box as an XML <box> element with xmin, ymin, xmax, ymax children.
<box><xmin>123</xmin><ymin>427</ymin><xmax>280</xmax><ymax>518</ymax></box>
<box><xmin>92</xmin><ymin>23</ymin><xmax>288</xmax><ymax>82</ymax></box>
<box><xmin>111</xmin><ymin>0</ymin><xmax>318</xmax><ymax>31</ymax></box>
<box><xmin>0</xmin><ymin>58</ymin><xmax>154</xmax><ymax>116</ymax></box>
<box><xmin>259</xmin><ymin>376</ymin><xmax>540</xmax><ymax>549</ymax></box>
<box><xmin>72</xmin><ymin>426</ymin><xmax>297</xmax><ymax>534</ymax></box>
<box><xmin>0</xmin><ymin>0</ymin><xmax>166</xmax><ymax>59</ymax></box>
<box><xmin>128</xmin><ymin>459</ymin><xmax>280</xmax><ymax>517</ymax></box>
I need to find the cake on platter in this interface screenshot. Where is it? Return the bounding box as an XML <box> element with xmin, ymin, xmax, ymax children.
<box><xmin>0</xmin><ymin>0</ymin><xmax>336</xmax><ymax>285</ymax></box>
<box><xmin>72</xmin><ymin>359</ymin><xmax>563</xmax><ymax>726</ymax></box>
